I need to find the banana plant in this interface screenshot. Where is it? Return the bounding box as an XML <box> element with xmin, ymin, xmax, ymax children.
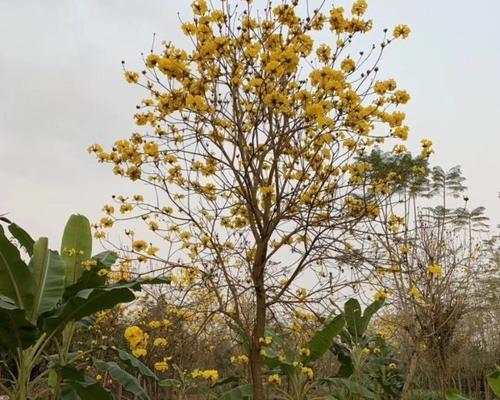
<box><xmin>0</xmin><ymin>215</ymin><xmax>165</xmax><ymax>400</ymax></box>
<box><xmin>487</xmin><ymin>367</ymin><xmax>500</xmax><ymax>397</ymax></box>
<box><xmin>446</xmin><ymin>367</ymin><xmax>500</xmax><ymax>399</ymax></box>
<box><xmin>239</xmin><ymin>299</ymin><xmax>386</xmax><ymax>400</ymax></box>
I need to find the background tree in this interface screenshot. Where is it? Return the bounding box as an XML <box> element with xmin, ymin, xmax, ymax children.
<box><xmin>347</xmin><ymin>154</ymin><xmax>497</xmax><ymax>399</ymax></box>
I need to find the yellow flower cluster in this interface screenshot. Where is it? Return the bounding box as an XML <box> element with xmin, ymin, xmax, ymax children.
<box><xmin>124</xmin><ymin>71</ymin><xmax>139</xmax><ymax>84</ymax></box>
<box><xmin>299</xmin><ymin>347</ymin><xmax>311</xmax><ymax>357</ymax></box>
<box><xmin>301</xmin><ymin>366</ymin><xmax>314</xmax><ymax>380</ymax></box>
<box><xmin>259</xmin><ymin>336</ymin><xmax>273</xmax><ymax>345</ymax></box>
<box><xmin>420</xmin><ymin>139</ymin><xmax>434</xmax><ymax>159</ymax></box>
<box><xmin>427</xmin><ymin>263</ymin><xmax>443</xmax><ymax>277</ymax></box>
<box><xmin>230</xmin><ymin>354</ymin><xmax>249</xmax><ymax>365</ymax></box>
<box><xmin>409</xmin><ymin>287</ymin><xmax>422</xmax><ymax>299</ymax></box>
<box><xmin>153</xmin><ymin>337</ymin><xmax>168</xmax><ymax>347</ymax></box>
<box><xmin>154</xmin><ymin>359</ymin><xmax>169</xmax><ymax>372</ymax></box>
<box><xmin>191</xmin><ymin>369</ymin><xmax>219</xmax><ymax>383</ymax></box>
<box><xmin>393</xmin><ymin>24</ymin><xmax>411</xmax><ymax>39</ymax></box>
<box><xmin>374</xmin><ymin>290</ymin><xmax>388</xmax><ymax>301</ymax></box>
<box><xmin>124</xmin><ymin>326</ymin><xmax>148</xmax><ymax>358</ymax></box>
<box><xmin>345</xmin><ymin>196</ymin><xmax>381</xmax><ymax>220</ymax></box>
<box><xmin>82</xmin><ymin>259</ymin><xmax>97</xmax><ymax>271</ymax></box>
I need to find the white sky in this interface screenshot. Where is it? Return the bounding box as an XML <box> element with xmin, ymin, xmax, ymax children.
<box><xmin>1</xmin><ymin>0</ymin><xmax>499</xmax><ymax>247</ymax></box>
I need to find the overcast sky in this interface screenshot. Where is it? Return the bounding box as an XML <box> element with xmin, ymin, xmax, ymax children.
<box><xmin>1</xmin><ymin>0</ymin><xmax>499</xmax><ymax>246</ymax></box>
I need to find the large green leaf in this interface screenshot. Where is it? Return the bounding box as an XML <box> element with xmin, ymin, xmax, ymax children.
<box><xmin>330</xmin><ymin>342</ymin><xmax>354</xmax><ymax>377</ymax></box>
<box><xmin>344</xmin><ymin>299</ymin><xmax>363</xmax><ymax>340</ymax></box>
<box><xmin>63</xmin><ymin>251</ymin><xmax>118</xmax><ymax>300</ymax></box>
<box><xmin>62</xmin><ymin>381</ymin><xmax>114</xmax><ymax>400</ymax></box>
<box><xmin>303</xmin><ymin>314</ymin><xmax>345</xmax><ymax>362</ymax></box>
<box><xmin>445</xmin><ymin>389</ymin><xmax>469</xmax><ymax>400</ymax></box>
<box><xmin>93</xmin><ymin>358</ymin><xmax>149</xmax><ymax>400</ymax></box>
<box><xmin>213</xmin><ymin>376</ymin><xmax>240</xmax><ymax>388</ymax></box>
<box><xmin>61</xmin><ymin>215</ymin><xmax>92</xmax><ymax>288</ymax></box>
<box><xmin>111</xmin><ymin>348</ymin><xmax>158</xmax><ymax>380</ymax></box>
<box><xmin>320</xmin><ymin>377</ymin><xmax>376</xmax><ymax>399</ymax></box>
<box><xmin>0</xmin><ymin>296</ymin><xmax>38</xmax><ymax>350</ymax></box>
<box><xmin>360</xmin><ymin>300</ymin><xmax>384</xmax><ymax>335</ymax></box>
<box><xmin>227</xmin><ymin>321</ymin><xmax>250</xmax><ymax>354</ymax></box>
<box><xmin>158</xmin><ymin>378</ymin><xmax>182</xmax><ymax>388</ymax></box>
<box><xmin>0</xmin><ymin>229</ymin><xmax>33</xmax><ymax>308</ymax></box>
<box><xmin>8</xmin><ymin>223</ymin><xmax>35</xmax><ymax>256</ymax></box>
<box><xmin>61</xmin><ymin>366</ymin><xmax>114</xmax><ymax>400</ymax></box>
<box><xmin>487</xmin><ymin>367</ymin><xmax>500</xmax><ymax>396</ymax></box>
<box><xmin>93</xmin><ymin>251</ymin><xmax>118</xmax><ymax>269</ymax></box>
<box><xmin>261</xmin><ymin>351</ymin><xmax>296</xmax><ymax>376</ymax></box>
<box><xmin>218</xmin><ymin>384</ymin><xmax>253</xmax><ymax>400</ymax></box>
<box><xmin>43</xmin><ymin>282</ymin><xmax>139</xmax><ymax>334</ymax></box>
<box><xmin>77</xmin><ymin>315</ymin><xmax>96</xmax><ymax>329</ymax></box>
<box><xmin>28</xmin><ymin>238</ymin><xmax>66</xmax><ymax>323</ymax></box>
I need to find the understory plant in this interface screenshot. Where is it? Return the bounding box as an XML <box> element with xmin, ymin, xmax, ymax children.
<box><xmin>227</xmin><ymin>298</ymin><xmax>402</xmax><ymax>400</ymax></box>
<box><xmin>0</xmin><ymin>215</ymin><xmax>166</xmax><ymax>400</ymax></box>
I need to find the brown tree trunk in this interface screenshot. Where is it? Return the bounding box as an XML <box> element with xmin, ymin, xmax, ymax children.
<box><xmin>250</xmin><ymin>286</ymin><xmax>266</xmax><ymax>400</ymax></box>
<box><xmin>250</xmin><ymin>242</ymin><xmax>268</xmax><ymax>400</ymax></box>
<box><xmin>402</xmin><ymin>351</ymin><xmax>419</xmax><ymax>400</ymax></box>
<box><xmin>437</xmin><ymin>348</ymin><xmax>450</xmax><ymax>400</ymax></box>
<box><xmin>485</xmin><ymin>376</ymin><xmax>492</xmax><ymax>400</ymax></box>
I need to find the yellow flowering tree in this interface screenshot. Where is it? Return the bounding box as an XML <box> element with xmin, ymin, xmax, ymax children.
<box><xmin>89</xmin><ymin>0</ymin><xmax>417</xmax><ymax>397</ymax></box>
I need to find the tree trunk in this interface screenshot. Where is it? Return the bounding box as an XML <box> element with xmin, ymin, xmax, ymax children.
<box><xmin>250</xmin><ymin>281</ymin><xmax>266</xmax><ymax>400</ymax></box>
<box><xmin>437</xmin><ymin>348</ymin><xmax>450</xmax><ymax>400</ymax></box>
<box><xmin>402</xmin><ymin>351</ymin><xmax>419</xmax><ymax>400</ymax></box>
<box><xmin>250</xmin><ymin>241</ymin><xmax>268</xmax><ymax>400</ymax></box>
<box><xmin>485</xmin><ymin>376</ymin><xmax>492</xmax><ymax>400</ymax></box>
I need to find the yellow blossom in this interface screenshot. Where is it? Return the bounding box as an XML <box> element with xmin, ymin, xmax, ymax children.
<box><xmin>124</xmin><ymin>71</ymin><xmax>139</xmax><ymax>84</ymax></box>
<box><xmin>124</xmin><ymin>326</ymin><xmax>147</xmax><ymax>349</ymax></box>
<box><xmin>147</xmin><ymin>246</ymin><xmax>159</xmax><ymax>256</ymax></box>
<box><xmin>132</xmin><ymin>348</ymin><xmax>147</xmax><ymax>358</ymax></box>
<box><xmin>427</xmin><ymin>263</ymin><xmax>442</xmax><ymax>277</ymax></box>
<box><xmin>143</xmin><ymin>142</ymin><xmax>159</xmax><ymax>157</ymax></box>
<box><xmin>268</xmin><ymin>374</ymin><xmax>282</xmax><ymax>384</ymax></box>
<box><xmin>82</xmin><ymin>259</ymin><xmax>98</xmax><ymax>271</ymax></box>
<box><xmin>149</xmin><ymin>221</ymin><xmax>159</xmax><ymax>232</ymax></box>
<box><xmin>102</xmin><ymin>205</ymin><xmax>114</xmax><ymax>215</ymax></box>
<box><xmin>300</xmin><ymin>348</ymin><xmax>311</xmax><ymax>357</ymax></box>
<box><xmin>186</xmin><ymin>95</ymin><xmax>209</xmax><ymax>113</ymax></box>
<box><xmin>409</xmin><ymin>287</ymin><xmax>422</xmax><ymax>299</ymax></box>
<box><xmin>132</xmin><ymin>240</ymin><xmax>148</xmax><ymax>252</ymax></box>
<box><xmin>351</xmin><ymin>0</ymin><xmax>368</xmax><ymax>16</ymax></box>
<box><xmin>341</xmin><ymin>58</ymin><xmax>356</xmax><ymax>73</ymax></box>
<box><xmin>259</xmin><ymin>336</ymin><xmax>273</xmax><ymax>345</ymax></box>
<box><xmin>192</xmin><ymin>369</ymin><xmax>219</xmax><ymax>383</ymax></box>
<box><xmin>393</xmin><ymin>24</ymin><xmax>411</xmax><ymax>39</ymax></box>
<box><xmin>230</xmin><ymin>354</ymin><xmax>249</xmax><ymax>364</ymax></box>
<box><xmin>100</xmin><ymin>217</ymin><xmax>114</xmax><ymax>228</ymax></box>
<box><xmin>148</xmin><ymin>320</ymin><xmax>162</xmax><ymax>329</ymax></box>
<box><xmin>374</xmin><ymin>290</ymin><xmax>388</xmax><ymax>301</ymax></box>
<box><xmin>154</xmin><ymin>361</ymin><xmax>169</xmax><ymax>372</ymax></box>
<box><xmin>120</xmin><ymin>203</ymin><xmax>133</xmax><ymax>214</ymax></box>
<box><xmin>301</xmin><ymin>366</ymin><xmax>314</xmax><ymax>380</ymax></box>
<box><xmin>153</xmin><ymin>338</ymin><xmax>168</xmax><ymax>347</ymax></box>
